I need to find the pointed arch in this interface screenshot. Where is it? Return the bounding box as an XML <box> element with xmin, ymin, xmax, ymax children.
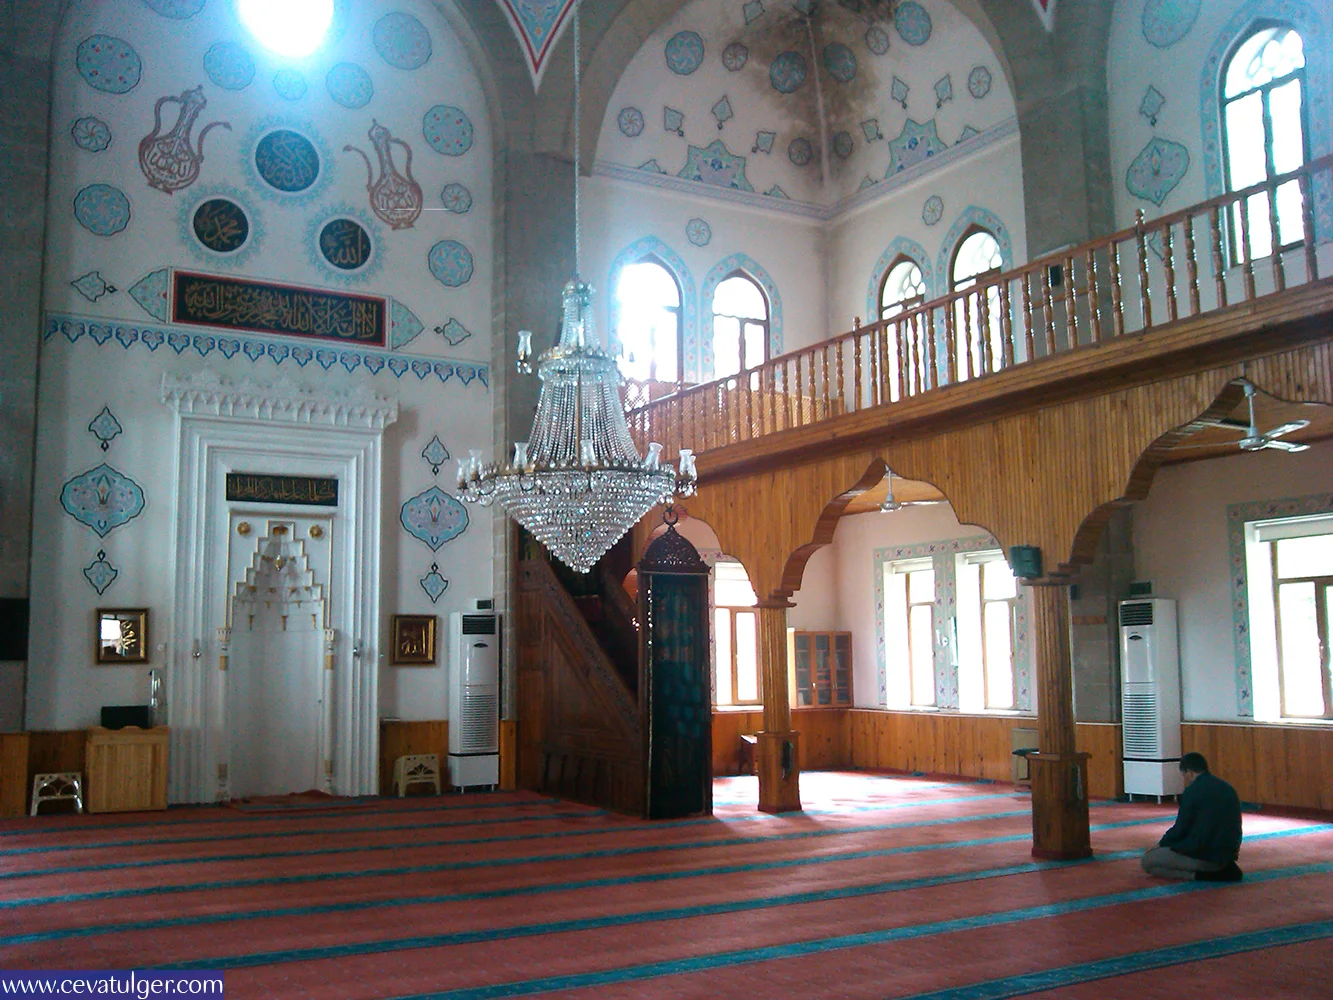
<box><xmin>700</xmin><ymin>253</ymin><xmax>783</xmax><ymax>380</ymax></box>
<box><xmin>867</xmin><ymin>237</ymin><xmax>936</xmax><ymax>321</ymax></box>
<box><xmin>936</xmin><ymin>206</ymin><xmax>1015</xmax><ymax>287</ymax></box>
<box><xmin>606</xmin><ymin>235</ymin><xmax>698</xmax><ymax>381</ymax></box>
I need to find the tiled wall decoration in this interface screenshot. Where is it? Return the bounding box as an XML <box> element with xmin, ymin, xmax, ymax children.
<box><xmin>60</xmin><ymin>463</ymin><xmax>145</xmax><ymax>538</ymax></box>
<box><xmin>400</xmin><ymin>486</ymin><xmax>469</xmax><ymax>550</ymax></box>
<box><xmin>83</xmin><ymin>550</ymin><xmax>119</xmax><ymax>595</ymax></box>
<box><xmin>1142</xmin><ymin>0</ymin><xmax>1201</xmax><ymax>48</ymax></box>
<box><xmin>87</xmin><ymin>406</ymin><xmax>123</xmax><ymax>451</ymax></box>
<box><xmin>1125</xmin><ymin>137</ymin><xmax>1191</xmax><ymax>206</ymax></box>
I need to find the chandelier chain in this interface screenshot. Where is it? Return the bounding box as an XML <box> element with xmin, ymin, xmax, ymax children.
<box><xmin>573</xmin><ymin>1</ymin><xmax>582</xmax><ymax>277</ymax></box>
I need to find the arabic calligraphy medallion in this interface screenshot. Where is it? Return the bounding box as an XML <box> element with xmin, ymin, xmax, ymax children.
<box><xmin>319</xmin><ymin>218</ymin><xmax>373</xmax><ymax>271</ymax></box>
<box><xmin>192</xmin><ymin>198</ymin><xmax>249</xmax><ymax>253</ymax></box>
<box><xmin>254</xmin><ymin>129</ymin><xmax>321</xmax><ymax>192</ymax></box>
<box><xmin>344</xmin><ymin>120</ymin><xmax>422</xmax><ymax>229</ymax></box>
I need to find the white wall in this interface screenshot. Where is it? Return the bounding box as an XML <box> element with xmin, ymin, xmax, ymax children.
<box><xmin>30</xmin><ymin>0</ymin><xmax>494</xmax><ymax>729</ymax></box>
<box><xmin>1133</xmin><ymin>439</ymin><xmax>1333</xmax><ymax>721</ymax></box>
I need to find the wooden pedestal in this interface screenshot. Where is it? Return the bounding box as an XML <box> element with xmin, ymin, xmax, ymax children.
<box><xmin>756</xmin><ymin>730</ymin><xmax>802</xmax><ymax>813</ymax></box>
<box><xmin>1029</xmin><ymin>751</ymin><xmax>1092</xmax><ymax>859</ymax></box>
<box><xmin>85</xmin><ymin>726</ymin><xmax>169</xmax><ymax>813</ymax></box>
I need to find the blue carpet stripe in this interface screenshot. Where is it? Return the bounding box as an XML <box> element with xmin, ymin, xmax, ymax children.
<box><xmin>0</xmin><ymin>806</ymin><xmax>1051</xmax><ymax>882</ymax></box>
<box><xmin>0</xmin><ymin>791</ymin><xmax>1019</xmax><ymax>858</ymax></box>
<box><xmin>896</xmin><ymin>919</ymin><xmax>1333</xmax><ymax>1000</ymax></box>
<box><xmin>0</xmin><ymin>811</ymin><xmax>1163</xmax><ymax>912</ymax></box>
<box><xmin>371</xmin><ymin>861</ymin><xmax>1333</xmax><ymax>1000</ymax></box>
<box><xmin>114</xmin><ymin>826</ymin><xmax>1333</xmax><ymax>972</ymax></box>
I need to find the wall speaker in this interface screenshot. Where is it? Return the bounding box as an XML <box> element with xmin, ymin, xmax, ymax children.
<box><xmin>1008</xmin><ymin>545</ymin><xmax>1043</xmax><ymax>580</ymax></box>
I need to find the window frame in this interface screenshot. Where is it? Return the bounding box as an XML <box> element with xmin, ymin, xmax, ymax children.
<box><xmin>978</xmin><ymin>561</ymin><xmax>1020</xmax><ymax>711</ymax></box>
<box><xmin>949</xmin><ymin>225</ymin><xmax>1004</xmax><ymax>293</ymax></box>
<box><xmin>884</xmin><ymin>557</ymin><xmax>937</xmax><ymax>708</ymax></box>
<box><xmin>712</xmin><ymin>559</ymin><xmax>762</xmax><ymax>708</ymax></box>
<box><xmin>710</xmin><ymin>269</ymin><xmax>770</xmax><ymax>377</ymax></box>
<box><xmin>1269</xmin><ymin>541</ymin><xmax>1333</xmax><ymax>720</ymax></box>
<box><xmin>879</xmin><ymin>254</ymin><xmax>927</xmax><ymax>321</ymax></box>
<box><xmin>614</xmin><ymin>254</ymin><xmax>685</xmax><ymax>384</ymax></box>
<box><xmin>1219</xmin><ymin>23</ymin><xmax>1311</xmax><ymax>263</ymax></box>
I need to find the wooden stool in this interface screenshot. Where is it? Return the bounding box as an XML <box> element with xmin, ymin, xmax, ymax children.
<box><xmin>739</xmin><ymin>734</ymin><xmax>758</xmax><ymax>775</ymax></box>
<box><xmin>392</xmin><ymin>754</ymin><xmax>441</xmax><ymax>797</ymax></box>
<box><xmin>31</xmin><ymin>772</ymin><xmax>84</xmax><ymax>816</ymax></box>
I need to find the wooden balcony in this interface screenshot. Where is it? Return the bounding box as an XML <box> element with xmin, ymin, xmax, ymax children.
<box><xmin>628</xmin><ymin>156</ymin><xmax>1333</xmax><ymax>483</ymax></box>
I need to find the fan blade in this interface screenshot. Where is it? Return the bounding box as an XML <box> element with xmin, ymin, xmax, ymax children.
<box><xmin>1263</xmin><ymin>439</ymin><xmax>1310</xmax><ymax>453</ymax></box>
<box><xmin>1265</xmin><ymin>419</ymin><xmax>1310</xmax><ymax>439</ymax></box>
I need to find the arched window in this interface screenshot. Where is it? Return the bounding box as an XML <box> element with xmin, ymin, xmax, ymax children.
<box><xmin>711</xmin><ymin>272</ymin><xmax>769</xmax><ymax>380</ymax></box>
<box><xmin>950</xmin><ymin>228</ymin><xmax>1004</xmax><ymax>380</ymax></box>
<box><xmin>1222</xmin><ymin>25</ymin><xmax>1308</xmax><ymax>257</ymax></box>
<box><xmin>879</xmin><ymin>257</ymin><xmax>927</xmax><ymax>321</ymax></box>
<box><xmin>614</xmin><ymin>258</ymin><xmax>682</xmax><ymax>383</ymax></box>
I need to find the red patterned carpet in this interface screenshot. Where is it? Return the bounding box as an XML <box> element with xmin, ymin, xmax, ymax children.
<box><xmin>0</xmin><ymin>772</ymin><xmax>1329</xmax><ymax>998</ymax></box>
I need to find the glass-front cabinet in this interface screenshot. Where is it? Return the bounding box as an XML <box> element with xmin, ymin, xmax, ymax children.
<box><xmin>791</xmin><ymin>630</ymin><xmax>853</xmax><ymax>707</ymax></box>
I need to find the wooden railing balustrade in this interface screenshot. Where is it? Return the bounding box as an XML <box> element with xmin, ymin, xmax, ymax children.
<box><xmin>627</xmin><ymin>155</ymin><xmax>1333</xmax><ymax>458</ymax></box>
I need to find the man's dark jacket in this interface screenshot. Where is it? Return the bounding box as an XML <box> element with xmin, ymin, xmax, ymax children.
<box><xmin>1159</xmin><ymin>771</ymin><xmax>1242</xmax><ymax>863</ymax></box>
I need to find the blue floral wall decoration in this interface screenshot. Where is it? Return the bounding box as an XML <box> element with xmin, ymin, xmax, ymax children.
<box><xmin>823</xmin><ymin>43</ymin><xmax>857</xmax><ymax>83</ymax></box>
<box><xmin>144</xmin><ymin>0</ymin><xmax>204</xmax><ymax>18</ymax></box>
<box><xmin>71</xmin><ymin>116</ymin><xmax>111</xmax><ymax>152</ymax></box>
<box><xmin>423</xmin><ymin>105</ymin><xmax>474</xmax><ymax>156</ymax></box>
<box><xmin>326</xmin><ymin>63</ymin><xmax>374</xmax><ymax>110</ymax></box>
<box><xmin>967</xmin><ymin>66</ymin><xmax>992</xmax><ymax>99</ymax></box>
<box><xmin>420</xmin><ymin>563</ymin><xmax>449</xmax><ymax>604</ymax></box>
<box><xmin>390</xmin><ymin>299</ymin><xmax>425</xmax><ymax>349</ymax></box>
<box><xmin>722</xmin><ymin>42</ymin><xmax>748</xmax><ymax>71</ymax></box>
<box><xmin>1125</xmin><ymin>137</ymin><xmax>1190</xmax><ymax>206</ymax></box>
<box><xmin>639</xmin><ymin>158</ymin><xmax>667</xmax><ymax>173</ymax></box>
<box><xmin>895</xmin><ymin>2</ymin><xmax>932</xmax><ymax>46</ymax></box>
<box><xmin>865</xmin><ymin>24</ymin><xmax>890</xmax><ymax>55</ymax></box>
<box><xmin>769</xmin><ymin>51</ymin><xmax>807</xmax><ymax>93</ymax></box>
<box><xmin>428</xmin><ymin>240</ymin><xmax>475</xmax><ymax>287</ymax></box>
<box><xmin>833</xmin><ymin>131</ymin><xmax>854</xmax><ymax>159</ymax></box>
<box><xmin>87</xmin><ymin>406</ymin><xmax>122</xmax><ymax>451</ymax></box>
<box><xmin>934</xmin><ymin>74</ymin><xmax>953</xmax><ymax>109</ymax></box>
<box><xmin>1140</xmin><ymin>86</ymin><xmax>1166</xmax><ymax>127</ymax></box>
<box><xmin>861</xmin><ymin>119</ymin><xmax>883</xmax><ymax>141</ymax></box>
<box><xmin>677</xmin><ymin>140</ymin><xmax>753</xmax><ymax>191</ymax></box>
<box><xmin>76</xmin><ymin>35</ymin><xmax>141</xmax><ymax>94</ymax></box>
<box><xmin>700</xmin><ymin>253</ymin><xmax>783</xmax><ymax>376</ymax></box>
<box><xmin>401</xmin><ymin>486</ymin><xmax>469</xmax><ymax>551</ymax></box>
<box><xmin>61</xmin><ymin>463</ymin><xmax>145</xmax><ymax>538</ymax></box>
<box><xmin>663</xmin><ymin>107</ymin><xmax>686</xmax><ymax>137</ymax></box>
<box><xmin>752</xmin><ymin>130</ymin><xmax>775</xmax><ymax>154</ymax></box>
<box><xmin>617</xmin><ymin>107</ymin><xmax>645</xmax><ymax>137</ymax></box>
<box><xmin>441</xmin><ymin>183</ymin><xmax>473</xmax><ymax>213</ymax></box>
<box><xmin>665</xmin><ymin>31</ymin><xmax>705</xmax><ymax>75</ymax></box>
<box><xmin>271</xmin><ymin>69</ymin><xmax>307</xmax><ymax>101</ymax></box>
<box><xmin>373</xmin><ymin>11</ymin><xmax>433</xmax><ymax>70</ymax></box>
<box><xmin>435</xmin><ymin>319</ymin><xmax>473</xmax><ymax>346</ymax></box>
<box><xmin>711</xmin><ymin>96</ymin><xmax>734</xmax><ymax>129</ymax></box>
<box><xmin>885</xmin><ymin>119</ymin><xmax>947</xmax><ymax>175</ymax></box>
<box><xmin>890</xmin><ymin>77</ymin><xmax>909</xmax><ymax>108</ymax></box>
<box><xmin>74</xmin><ymin>184</ymin><xmax>130</xmax><ymax>237</ymax></box>
<box><xmin>686</xmin><ymin>218</ymin><xmax>712</xmax><ymax>246</ymax></box>
<box><xmin>204</xmin><ymin>42</ymin><xmax>255</xmax><ymax>91</ymax></box>
<box><xmin>421</xmin><ymin>436</ymin><xmax>451</xmax><ymax>475</ymax></box>
<box><xmin>72</xmin><ymin>271</ymin><xmax>115</xmax><ymax>303</ymax></box>
<box><xmin>765</xmin><ymin>184</ymin><xmax>789</xmax><ymax>199</ymax></box>
<box><xmin>743</xmin><ymin>0</ymin><xmax>765</xmax><ymax>24</ymax></box>
<box><xmin>128</xmin><ymin>269</ymin><xmax>170</xmax><ymax>321</ymax></box>
<box><xmin>1142</xmin><ymin>0</ymin><xmax>1201</xmax><ymax>49</ymax></box>
<box><xmin>83</xmin><ymin>550</ymin><xmax>119</xmax><ymax>595</ymax></box>
<box><xmin>788</xmin><ymin>137</ymin><xmax>813</xmax><ymax>166</ymax></box>
<box><xmin>607</xmin><ymin>236</ymin><xmax>698</xmax><ymax>381</ymax></box>
<box><xmin>922</xmin><ymin>194</ymin><xmax>944</xmax><ymax>226</ymax></box>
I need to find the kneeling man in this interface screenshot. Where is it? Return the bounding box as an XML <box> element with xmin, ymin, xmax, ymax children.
<box><xmin>1140</xmin><ymin>752</ymin><xmax>1243</xmax><ymax>882</ymax></box>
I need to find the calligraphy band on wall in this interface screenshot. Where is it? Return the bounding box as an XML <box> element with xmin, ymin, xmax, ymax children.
<box><xmin>171</xmin><ymin>270</ymin><xmax>386</xmax><ymax>345</ymax></box>
<box><xmin>225</xmin><ymin>473</ymin><xmax>339</xmax><ymax>506</ymax></box>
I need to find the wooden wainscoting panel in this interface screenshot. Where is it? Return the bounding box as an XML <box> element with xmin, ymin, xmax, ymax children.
<box><xmin>0</xmin><ymin>733</ymin><xmax>30</xmax><ymax>818</ymax></box>
<box><xmin>1181</xmin><ymin>722</ymin><xmax>1333</xmax><ymax>812</ymax></box>
<box><xmin>1075</xmin><ymin>723</ymin><xmax>1124</xmax><ymax>800</ymax></box>
<box><xmin>378</xmin><ymin>720</ymin><xmax>449</xmax><ymax>795</ymax></box>
<box><xmin>793</xmin><ymin>708</ymin><xmax>848</xmax><ymax>769</ymax></box>
<box><xmin>498</xmin><ymin>719</ymin><xmax>517</xmax><ymax>791</ymax></box>
<box><xmin>711</xmin><ymin>711</ymin><xmax>765</xmax><ymax>775</ymax></box>
<box><xmin>85</xmin><ymin>727</ymin><xmax>168</xmax><ymax>813</ymax></box>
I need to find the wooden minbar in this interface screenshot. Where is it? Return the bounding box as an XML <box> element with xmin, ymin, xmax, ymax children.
<box><xmin>85</xmin><ymin>726</ymin><xmax>169</xmax><ymax>813</ymax></box>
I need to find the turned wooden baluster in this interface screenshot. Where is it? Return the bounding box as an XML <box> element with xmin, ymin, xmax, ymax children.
<box><xmin>1041</xmin><ymin>267</ymin><xmax>1057</xmax><ymax>356</ymax></box>
<box><xmin>944</xmin><ymin>303</ymin><xmax>959</xmax><ymax>384</ymax></box>
<box><xmin>744</xmin><ymin>365</ymin><xmax>755</xmax><ymax>440</ymax></box>
<box><xmin>852</xmin><ymin>334</ymin><xmax>863</xmax><ymax>412</ymax></box>
<box><xmin>1021</xmin><ymin>273</ymin><xmax>1036</xmax><ymax>359</ymax></box>
<box><xmin>766</xmin><ymin>363</ymin><xmax>777</xmax><ymax>433</ymax></box>
<box><xmin>1135</xmin><ymin>209</ymin><xmax>1153</xmax><ymax>329</ymax></box>
<box><xmin>820</xmin><ymin>345</ymin><xmax>831</xmax><ymax>420</ymax></box>
<box><xmin>1063</xmin><ymin>256</ymin><xmax>1078</xmax><ymax>348</ymax></box>
<box><xmin>1299</xmin><ymin>170</ymin><xmax>1319</xmax><ymax>282</ymax></box>
<box><xmin>793</xmin><ymin>354</ymin><xmax>803</xmax><ymax>427</ymax></box>
<box><xmin>1162</xmin><ymin>223</ymin><xmax>1178</xmax><ymax>323</ymax></box>
<box><xmin>999</xmin><ymin>280</ymin><xmax>1015</xmax><ymax>366</ymax></box>
<box><xmin>869</xmin><ymin>325</ymin><xmax>881</xmax><ymax>407</ymax></box>
<box><xmin>926</xmin><ymin>308</ymin><xmax>939</xmax><ymax>390</ymax></box>
<box><xmin>805</xmin><ymin>349</ymin><xmax>816</xmax><ymax>423</ymax></box>
<box><xmin>1240</xmin><ymin>195</ymin><xmax>1256</xmax><ymax>301</ymax></box>
<box><xmin>835</xmin><ymin>338</ymin><xmax>845</xmax><ymax>414</ymax></box>
<box><xmin>979</xmin><ymin>287</ymin><xmax>994</xmax><ymax>375</ymax></box>
<box><xmin>1268</xmin><ymin>177</ymin><xmax>1286</xmax><ymax>292</ymax></box>
<box><xmin>877</xmin><ymin>322</ymin><xmax>891</xmax><ymax>402</ymax></box>
<box><xmin>963</xmin><ymin>295</ymin><xmax>978</xmax><ymax>379</ymax></box>
<box><xmin>1209</xmin><ymin>205</ymin><xmax>1228</xmax><ymax>309</ymax></box>
<box><xmin>1085</xmin><ymin>248</ymin><xmax>1103</xmax><ymax>344</ymax></box>
<box><xmin>1184</xmin><ymin>215</ymin><xmax>1201</xmax><ymax>316</ymax></box>
<box><xmin>1109</xmin><ymin>243</ymin><xmax>1125</xmax><ymax>338</ymax></box>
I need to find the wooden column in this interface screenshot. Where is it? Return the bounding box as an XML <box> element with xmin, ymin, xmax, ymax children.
<box><xmin>756</xmin><ymin>602</ymin><xmax>801</xmax><ymax>813</ymax></box>
<box><xmin>1027</xmin><ymin>583</ymin><xmax>1091</xmax><ymax>859</ymax></box>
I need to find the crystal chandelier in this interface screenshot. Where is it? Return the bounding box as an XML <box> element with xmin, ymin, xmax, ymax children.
<box><xmin>457</xmin><ymin>3</ymin><xmax>696</xmax><ymax>573</ymax></box>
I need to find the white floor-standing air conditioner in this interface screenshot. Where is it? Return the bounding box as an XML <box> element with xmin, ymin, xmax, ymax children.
<box><xmin>448</xmin><ymin>611</ymin><xmax>501</xmax><ymax>789</ymax></box>
<box><xmin>1119</xmin><ymin>598</ymin><xmax>1184</xmax><ymax>798</ymax></box>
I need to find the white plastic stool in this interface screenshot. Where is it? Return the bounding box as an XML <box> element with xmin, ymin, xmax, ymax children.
<box><xmin>31</xmin><ymin>772</ymin><xmax>84</xmax><ymax>816</ymax></box>
<box><xmin>392</xmin><ymin>754</ymin><xmax>441</xmax><ymax>797</ymax></box>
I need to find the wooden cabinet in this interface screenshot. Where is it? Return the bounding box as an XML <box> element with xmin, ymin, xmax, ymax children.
<box><xmin>791</xmin><ymin>631</ymin><xmax>853</xmax><ymax>708</ymax></box>
<box><xmin>85</xmin><ymin>726</ymin><xmax>168</xmax><ymax>813</ymax></box>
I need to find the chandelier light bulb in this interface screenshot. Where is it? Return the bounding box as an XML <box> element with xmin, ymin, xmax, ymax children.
<box><xmin>236</xmin><ymin>0</ymin><xmax>334</xmax><ymax>59</ymax></box>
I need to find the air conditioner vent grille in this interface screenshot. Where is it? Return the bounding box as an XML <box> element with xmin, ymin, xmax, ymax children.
<box><xmin>1120</xmin><ymin>602</ymin><xmax>1155</xmax><ymax>627</ymax></box>
<box><xmin>1122</xmin><ymin>692</ymin><xmax>1162</xmax><ymax>757</ymax></box>
<box><xmin>461</xmin><ymin>614</ymin><xmax>497</xmax><ymax>635</ymax></box>
<box><xmin>458</xmin><ymin>689</ymin><xmax>499</xmax><ymax>753</ymax></box>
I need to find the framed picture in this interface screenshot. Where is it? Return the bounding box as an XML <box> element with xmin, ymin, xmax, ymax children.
<box><xmin>96</xmin><ymin>608</ymin><xmax>149</xmax><ymax>664</ymax></box>
<box><xmin>391</xmin><ymin>614</ymin><xmax>437</xmax><ymax>666</ymax></box>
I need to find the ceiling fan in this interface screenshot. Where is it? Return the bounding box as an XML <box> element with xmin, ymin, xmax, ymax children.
<box><xmin>1236</xmin><ymin>382</ymin><xmax>1310</xmax><ymax>453</ymax></box>
<box><xmin>878</xmin><ymin>473</ymin><xmax>947</xmax><ymax>513</ymax></box>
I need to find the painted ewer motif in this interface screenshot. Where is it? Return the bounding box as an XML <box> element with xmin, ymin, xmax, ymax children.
<box><xmin>139</xmin><ymin>86</ymin><xmax>231</xmax><ymax>194</ymax></box>
<box><xmin>344</xmin><ymin>120</ymin><xmax>422</xmax><ymax>229</ymax></box>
